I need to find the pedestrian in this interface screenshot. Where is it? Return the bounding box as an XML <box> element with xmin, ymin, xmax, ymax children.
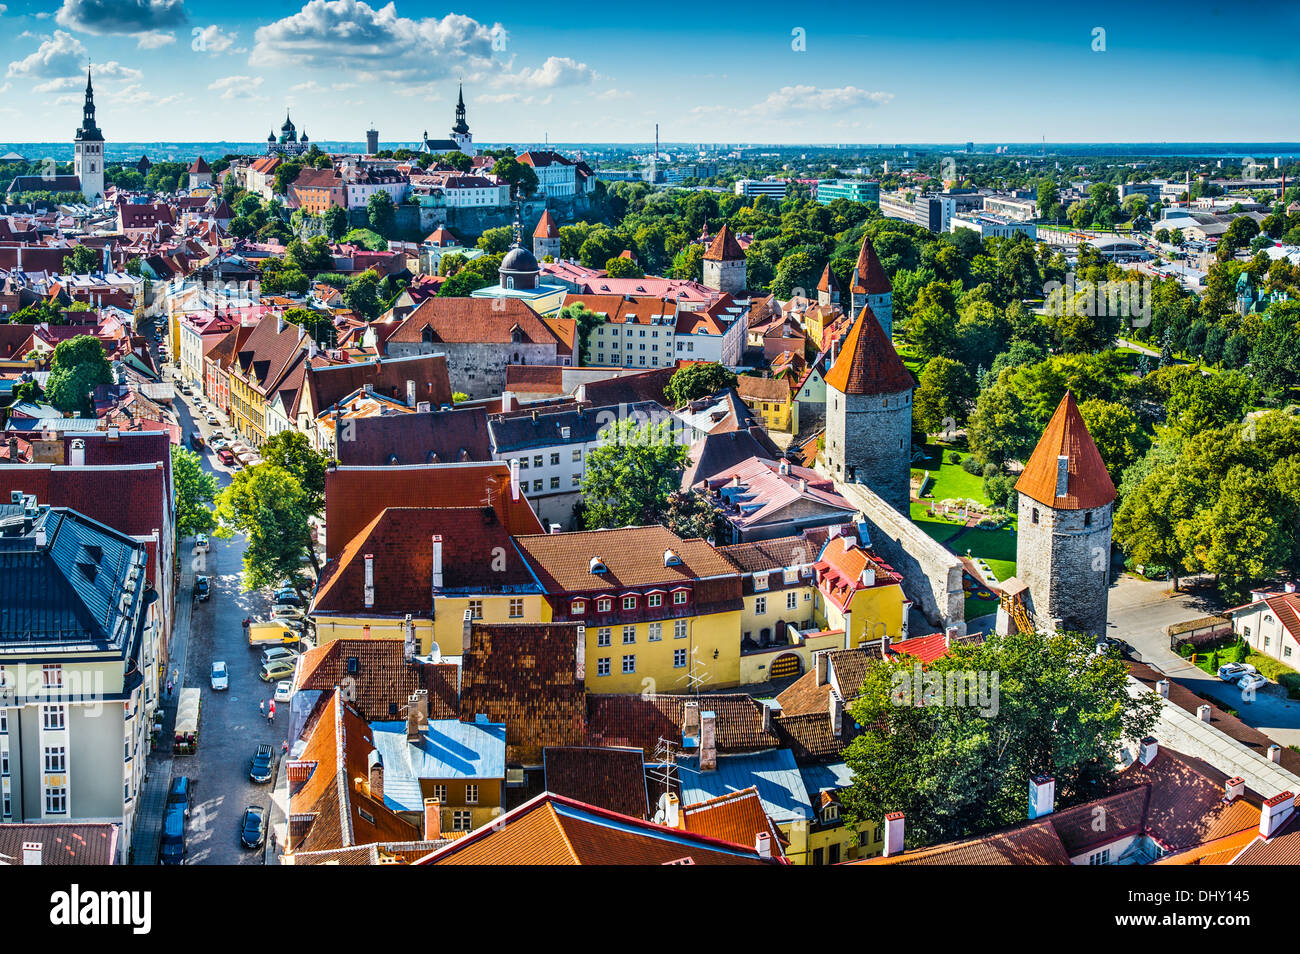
<box><xmin>269</xmin><ymin>700</ymin><xmax>276</xmax><ymax>722</ymax></box>
<box><xmin>281</xmin><ymin>739</ymin><xmax>289</xmax><ymax>755</ymax></box>
<box><xmin>172</xmin><ymin>668</ymin><xmax>179</xmax><ymax>687</ymax></box>
<box><xmin>259</xmin><ymin>699</ymin><xmax>265</xmax><ymax>718</ymax></box>
<box><xmin>166</xmin><ymin>680</ymin><xmax>173</xmax><ymax>698</ymax></box>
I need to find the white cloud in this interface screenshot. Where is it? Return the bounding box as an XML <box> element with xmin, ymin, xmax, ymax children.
<box><xmin>192</xmin><ymin>24</ymin><xmax>236</xmax><ymax>53</ymax></box>
<box><xmin>511</xmin><ymin>55</ymin><xmax>597</xmax><ymax>89</ymax></box>
<box><xmin>208</xmin><ymin>74</ymin><xmax>263</xmax><ymax>101</ymax></box>
<box><xmin>55</xmin><ymin>0</ymin><xmax>186</xmax><ymax>35</ymax></box>
<box><xmin>135</xmin><ymin>29</ymin><xmax>175</xmax><ymax>48</ymax></box>
<box><xmin>251</xmin><ymin>0</ymin><xmax>501</xmax><ymax>84</ymax></box>
<box><xmin>477</xmin><ymin>91</ymin><xmax>552</xmax><ymax>107</ymax></box>
<box><xmin>750</xmin><ymin>85</ymin><xmax>893</xmax><ymax>118</ymax></box>
<box><xmin>34</xmin><ymin>60</ymin><xmax>142</xmax><ymax>91</ymax></box>
<box><xmin>0</xmin><ymin>5</ymin><xmax>9</xmax><ymax>14</ymax></box>
<box><xmin>6</xmin><ymin>30</ymin><xmax>85</xmax><ymax>80</ymax></box>
<box><xmin>107</xmin><ymin>82</ymin><xmax>181</xmax><ymax>107</ymax></box>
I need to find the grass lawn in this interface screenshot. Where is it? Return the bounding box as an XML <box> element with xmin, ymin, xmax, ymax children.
<box><xmin>909</xmin><ymin>501</ymin><xmax>964</xmax><ymax>544</ymax></box>
<box><xmin>954</xmin><ymin>525</ymin><xmax>1017</xmax><ymax>581</ymax></box>
<box><xmin>965</xmin><ymin>596</ymin><xmax>1000</xmax><ymax>622</ymax></box>
<box><xmin>914</xmin><ymin>449</ymin><xmax>991</xmax><ymax>506</ymax></box>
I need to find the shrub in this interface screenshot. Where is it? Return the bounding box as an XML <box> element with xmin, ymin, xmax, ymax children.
<box><xmin>982</xmin><ymin>462</ymin><xmax>1001</xmax><ymax>479</ymax></box>
<box><xmin>1178</xmin><ymin>642</ymin><xmax>1194</xmax><ymax>658</ymax></box>
<box><xmin>948</xmin><ymin>451</ymin><xmax>963</xmax><ymax>465</ymax></box>
<box><xmin>960</xmin><ymin>456</ymin><xmax>983</xmax><ymax>476</ymax></box>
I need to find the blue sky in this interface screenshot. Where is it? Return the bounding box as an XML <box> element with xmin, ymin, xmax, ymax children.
<box><xmin>1</xmin><ymin>0</ymin><xmax>1296</xmax><ymax>144</ymax></box>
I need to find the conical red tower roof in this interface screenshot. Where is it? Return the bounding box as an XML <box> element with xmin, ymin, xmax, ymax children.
<box><xmin>817</xmin><ymin>263</ymin><xmax>840</xmax><ymax>293</ymax></box>
<box><xmin>703</xmin><ymin>224</ymin><xmax>745</xmax><ymax>261</ymax></box>
<box><xmin>534</xmin><ymin>210</ymin><xmax>558</xmax><ymax>239</ymax></box>
<box><xmin>1014</xmin><ymin>391</ymin><xmax>1116</xmax><ymax>510</ymax></box>
<box><xmin>824</xmin><ymin>305</ymin><xmax>913</xmax><ymax>396</ymax></box>
<box><xmin>852</xmin><ymin>234</ymin><xmax>891</xmax><ymax>295</ymax></box>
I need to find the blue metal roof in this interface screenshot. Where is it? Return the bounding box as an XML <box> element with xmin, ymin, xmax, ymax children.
<box><xmin>677</xmin><ymin>748</ymin><xmax>814</xmax><ymax>824</ymax></box>
<box><xmin>798</xmin><ymin>761</ymin><xmax>854</xmax><ymax>797</ymax></box>
<box><xmin>370</xmin><ymin>719</ymin><xmax>507</xmax><ymax>812</ymax></box>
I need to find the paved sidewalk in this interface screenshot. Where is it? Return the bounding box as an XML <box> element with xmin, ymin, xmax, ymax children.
<box><xmin>129</xmin><ymin>542</ymin><xmax>197</xmax><ymax>864</ymax></box>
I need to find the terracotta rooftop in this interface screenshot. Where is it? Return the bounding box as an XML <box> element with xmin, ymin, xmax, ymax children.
<box><xmin>681</xmin><ymin>786</ymin><xmax>785</xmax><ymax>855</ymax></box>
<box><xmin>1014</xmin><ymin>391</ymin><xmax>1117</xmax><ymax>511</ymax></box>
<box><xmin>0</xmin><ymin>823</ymin><xmax>119</xmax><ymax>865</ymax></box>
<box><xmin>823</xmin><ymin>305</ymin><xmax>913</xmax><ymax>396</ymax></box>
<box><xmin>585</xmin><ymin>692</ymin><xmax>776</xmax><ymax>758</ymax></box>
<box><xmin>295</xmin><ymin>638</ymin><xmax>459</xmax><ymax>721</ymax></box>
<box><xmin>543</xmin><ymin>746</ymin><xmax>649</xmax><ymax>819</ymax></box>
<box><xmin>702</xmin><ymin>224</ymin><xmax>745</xmax><ymax>262</ymax></box>
<box><xmin>851</xmin><ymin>234</ymin><xmax>892</xmax><ymax>295</ymax></box>
<box><xmin>534</xmin><ymin>210</ymin><xmax>559</xmax><ymax>239</ymax></box>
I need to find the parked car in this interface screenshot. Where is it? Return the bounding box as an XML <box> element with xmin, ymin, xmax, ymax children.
<box><xmin>210</xmin><ymin>438</ymin><xmax>229</xmax><ymax>451</ymax></box>
<box><xmin>274</xmin><ymin>680</ymin><xmax>293</xmax><ymax>703</ymax></box>
<box><xmin>261</xmin><ymin>646</ymin><xmax>299</xmax><ymax>667</ymax></box>
<box><xmin>159</xmin><ymin>776</ymin><xmax>192</xmax><ymax>865</ymax></box>
<box><xmin>1238</xmin><ymin>672</ymin><xmax>1268</xmax><ymax>693</ymax></box>
<box><xmin>195</xmin><ymin>534</ymin><xmax>210</xmax><ymax>553</ymax></box>
<box><xmin>206</xmin><ymin>413</ymin><xmax>218</xmax><ymax>425</ymax></box>
<box><xmin>1218</xmin><ymin>662</ymin><xmax>1258</xmax><ymax>682</ymax></box>
<box><xmin>271</xmin><ymin>604</ymin><xmax>305</xmax><ymax>621</ymax></box>
<box><xmin>260</xmin><ymin>658</ymin><xmax>296</xmax><ymax>682</ymax></box>
<box><xmin>273</xmin><ymin>589</ymin><xmax>302</xmax><ymax>606</ymax></box>
<box><xmin>239</xmin><ymin>805</ymin><xmax>266</xmax><ymax>849</ymax></box>
<box><xmin>195</xmin><ymin>575</ymin><xmax>210</xmax><ymax>601</ymax></box>
<box><xmin>249</xmin><ymin>743</ymin><xmax>274</xmax><ymax>784</ymax></box>
<box><xmin>210</xmin><ymin>660</ymin><xmax>228</xmax><ymax>691</ymax></box>
<box><xmin>217</xmin><ymin>448</ymin><xmax>236</xmax><ymax>466</ymax></box>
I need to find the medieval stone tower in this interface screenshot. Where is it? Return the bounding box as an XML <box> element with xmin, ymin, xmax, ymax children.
<box><xmin>73</xmin><ymin>67</ymin><xmax>105</xmax><ymax>202</ymax></box>
<box><xmin>533</xmin><ymin>209</ymin><xmax>560</xmax><ymax>261</ymax></box>
<box><xmin>850</xmin><ymin>234</ymin><xmax>893</xmax><ymax>338</ymax></box>
<box><xmin>823</xmin><ymin>303</ymin><xmax>914</xmax><ymax>514</ymax></box>
<box><xmin>1012</xmin><ymin>391</ymin><xmax>1116</xmax><ymax>638</ymax></box>
<box><xmin>817</xmin><ymin>263</ymin><xmax>841</xmax><ymax>308</ymax></box>
<box><xmin>702</xmin><ymin>224</ymin><xmax>746</xmax><ymax>294</ymax></box>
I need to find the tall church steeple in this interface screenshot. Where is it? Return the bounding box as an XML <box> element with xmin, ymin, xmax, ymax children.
<box><xmin>452</xmin><ymin>82</ymin><xmax>470</xmax><ymax>135</ymax></box>
<box><xmin>73</xmin><ymin>64</ymin><xmax>105</xmax><ymax>202</ymax></box>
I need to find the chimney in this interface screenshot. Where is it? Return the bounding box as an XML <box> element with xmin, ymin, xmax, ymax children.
<box><xmin>510</xmin><ymin>458</ymin><xmax>520</xmax><ymax>500</ymax></box>
<box><xmin>1269</xmin><ymin>744</ymin><xmax>1283</xmax><ymax>763</ymax></box>
<box><xmin>6</xmin><ymin>437</ymin><xmax>16</xmax><ymax>461</ymax></box>
<box><xmin>1028</xmin><ymin>774</ymin><xmax>1056</xmax><ymax>819</ymax></box>
<box><xmin>575</xmin><ymin>625</ymin><xmax>586</xmax><ymax>680</ymax></box>
<box><xmin>815</xmin><ymin>651</ymin><xmax>828</xmax><ymax>686</ymax></box>
<box><xmin>1155</xmin><ymin>679</ymin><xmax>1170</xmax><ymax>698</ymax></box>
<box><xmin>1055</xmin><ymin>454</ymin><xmax>1069</xmax><ymax>497</ymax></box>
<box><xmin>859</xmin><ymin>566</ymin><xmax>875</xmax><ymax>587</ymax></box>
<box><xmin>660</xmin><ymin>792</ymin><xmax>681</xmax><ymax>829</ymax></box>
<box><xmin>699</xmin><ymin>709</ymin><xmax>717</xmax><ymax>772</ymax></box>
<box><xmin>1260</xmin><ymin>791</ymin><xmax>1295</xmax><ymax>838</ymax></box>
<box><xmin>881</xmin><ymin>633</ymin><xmax>892</xmax><ymax>656</ymax></box>
<box><xmin>1197</xmin><ymin>704</ymin><xmax>1212</xmax><ymax>723</ymax></box>
<box><xmin>431</xmin><ymin>535</ymin><xmax>444</xmax><ymax>590</ymax></box>
<box><xmin>883</xmin><ymin>812</ymin><xmax>905</xmax><ymax>856</ymax></box>
<box><xmin>463</xmin><ymin>608</ymin><xmax>473</xmax><ymax>648</ymax></box>
<box><xmin>363</xmin><ymin>553</ymin><xmax>375</xmax><ymax>608</ymax></box>
<box><xmin>501</xmin><ymin>390</ymin><xmax>515</xmax><ymax>412</ymax></box>
<box><xmin>761</xmin><ymin>701</ymin><xmax>773</xmax><ymax>732</ymax></box>
<box><xmin>778</xmin><ymin>459</ymin><xmax>790</xmax><ymax>476</ymax></box>
<box><xmin>754</xmin><ymin>831</ymin><xmax>772</xmax><ymax>859</ymax></box>
<box><xmin>69</xmin><ymin>438</ymin><xmax>85</xmax><ymax>466</ymax></box>
<box><xmin>798</xmin><ymin>477</ymin><xmax>807</xmax><ymax>494</ymax></box>
<box><xmin>683</xmin><ymin>700</ymin><xmax>700</xmax><ymax>741</ymax></box>
<box><xmin>423</xmin><ymin>797</ymin><xmax>442</xmax><ymax>840</ymax></box>
<box><xmin>1138</xmin><ymin>736</ymin><xmax>1159</xmax><ymax>765</ymax></box>
<box><xmin>406</xmin><ymin>379</ymin><xmax>416</xmax><ymax>406</ymax></box>
<box><xmin>829</xmin><ymin>690</ymin><xmax>843</xmax><ymax>737</ymax></box>
<box><xmin>22</xmin><ymin>842</ymin><xmax>41</xmax><ymax>866</ymax></box>
<box><xmin>1225</xmin><ymin>777</ymin><xmax>1245</xmax><ymax>802</ymax></box>
<box><xmin>34</xmin><ymin>524</ymin><xmax>47</xmax><ymax>548</ymax></box>
<box><xmin>367</xmin><ymin>749</ymin><xmax>383</xmax><ymax>801</ymax></box>
<box><xmin>574</xmin><ymin>383</ymin><xmax>586</xmax><ymax>404</ymax></box>
<box><xmin>403</xmin><ymin>613</ymin><xmax>415</xmax><ymax>663</ymax></box>
<box><xmin>406</xmin><ymin>689</ymin><xmax>429</xmax><ymax>742</ymax></box>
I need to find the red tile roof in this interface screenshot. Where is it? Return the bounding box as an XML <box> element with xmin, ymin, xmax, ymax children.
<box><xmin>823</xmin><ymin>305</ymin><xmax>913</xmax><ymax>396</ymax></box>
<box><xmin>543</xmin><ymin>746</ymin><xmax>649</xmax><ymax>819</ymax></box>
<box><xmin>852</xmin><ymin>234</ymin><xmax>892</xmax><ymax>295</ymax></box>
<box><xmin>703</xmin><ymin>224</ymin><xmax>745</xmax><ymax>262</ymax></box>
<box><xmin>534</xmin><ymin>210</ymin><xmax>559</xmax><ymax>239</ymax></box>
<box><xmin>296</xmin><ymin>638</ymin><xmax>459</xmax><ymax>721</ymax></box>
<box><xmin>1014</xmin><ymin>391</ymin><xmax>1116</xmax><ymax>510</ymax></box>
<box><xmin>390</xmin><ymin>297</ymin><xmax>564</xmax><ymax>348</ymax></box>
<box><xmin>681</xmin><ymin>786</ymin><xmax>784</xmax><ymax>855</ymax></box>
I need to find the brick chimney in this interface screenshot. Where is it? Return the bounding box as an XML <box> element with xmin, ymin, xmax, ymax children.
<box><xmin>815</xmin><ymin>650</ymin><xmax>828</xmax><ymax>687</ymax></box>
<box><xmin>406</xmin><ymin>689</ymin><xmax>429</xmax><ymax>742</ymax></box>
<box><xmin>699</xmin><ymin>709</ymin><xmax>717</xmax><ymax>772</ymax></box>
<box><xmin>883</xmin><ymin>812</ymin><xmax>904</xmax><ymax>856</ymax></box>
<box><xmin>431</xmin><ymin>535</ymin><xmax>443</xmax><ymax>590</ymax></box>
<box><xmin>828</xmin><ymin>690</ymin><xmax>843</xmax><ymax>737</ymax></box>
<box><xmin>1261</xmin><ymin>791</ymin><xmax>1295</xmax><ymax>838</ymax></box>
<box><xmin>367</xmin><ymin>749</ymin><xmax>383</xmax><ymax>801</ymax></box>
<box><xmin>423</xmin><ymin>797</ymin><xmax>442</xmax><ymax>840</ymax></box>
<box><xmin>22</xmin><ymin>842</ymin><xmax>41</xmax><ymax>866</ymax></box>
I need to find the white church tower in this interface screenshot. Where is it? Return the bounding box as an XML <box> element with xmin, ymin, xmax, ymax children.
<box><xmin>73</xmin><ymin>67</ymin><xmax>105</xmax><ymax>203</ymax></box>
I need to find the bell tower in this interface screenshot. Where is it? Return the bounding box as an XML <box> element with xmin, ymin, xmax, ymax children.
<box><xmin>73</xmin><ymin>66</ymin><xmax>105</xmax><ymax>202</ymax></box>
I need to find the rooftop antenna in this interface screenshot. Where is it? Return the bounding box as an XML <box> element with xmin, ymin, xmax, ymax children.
<box><xmin>647</xmin><ymin>736</ymin><xmax>679</xmax><ymax>807</ymax></box>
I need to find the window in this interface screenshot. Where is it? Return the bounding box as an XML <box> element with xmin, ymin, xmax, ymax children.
<box><xmin>45</xmin><ymin>786</ymin><xmax>68</xmax><ymax>815</ymax></box>
<box><xmin>1084</xmin><ymin>512</ymin><xmax>1093</xmax><ymax>527</ymax></box>
<box><xmin>518</xmin><ymin>457</ymin><xmax>529</xmax><ymax>469</ymax></box>
<box><xmin>468</xmin><ymin>600</ymin><xmax>483</xmax><ymax>620</ymax></box>
<box><xmin>755</xmin><ymin>596</ymin><xmax>767</xmax><ymax>615</ymax></box>
<box><xmin>674</xmin><ymin>648</ymin><xmax>688</xmax><ymax>668</ymax></box>
<box><xmin>674</xmin><ymin>590</ymin><xmax>688</xmax><ymax>605</ymax></box>
<box><xmin>465</xmin><ymin>784</ymin><xmax>479</xmax><ymax>804</ymax></box>
<box><xmin>622</xmin><ymin>626</ymin><xmax>636</xmax><ymax>644</ymax></box>
<box><xmin>648</xmin><ymin>622</ymin><xmax>662</xmax><ymax>641</ymax></box>
<box><xmin>533</xmin><ymin>455</ymin><xmax>543</xmax><ymax>467</ymax></box>
<box><xmin>597</xmin><ymin>627</ymin><xmax>612</xmax><ymax>647</ymax></box>
<box><xmin>550</xmin><ymin>453</ymin><xmax>560</xmax><ymax>466</ymax></box>
<box><xmin>597</xmin><ymin>597</ymin><xmax>612</xmax><ymax>613</ymax></box>
<box><xmin>754</xmin><ymin>574</ymin><xmax>769</xmax><ymax>592</ymax></box>
<box><xmin>622</xmin><ymin>654</ymin><xmax>636</xmax><ymax>674</ymax></box>
<box><xmin>787</xmin><ymin>592</ymin><xmax>798</xmax><ymax>610</ymax></box>
<box><xmin>433</xmin><ymin>784</ymin><xmax>447</xmax><ymax>803</ymax></box>
<box><xmin>1</xmin><ymin>750</ymin><xmax>7</xmax><ymax>776</ymax></box>
<box><xmin>44</xmin><ymin>746</ymin><xmax>66</xmax><ymax>773</ymax></box>
<box><xmin>572</xmin><ymin>599</ymin><xmax>586</xmax><ymax>615</ymax></box>
<box><xmin>572</xmin><ymin>448</ymin><xmax>582</xmax><ymax>462</ymax></box>
<box><xmin>42</xmin><ymin>665</ymin><xmax>62</xmax><ymax>688</ymax></box>
<box><xmin>533</xmin><ymin>479</ymin><xmax>543</xmax><ymax>493</ymax></box>
<box><xmin>828</xmin><ymin>843</ymin><xmax>841</xmax><ymax>865</ymax></box>
<box><xmin>0</xmin><ymin>710</ymin><xmax>6</xmax><ymax>734</ymax></box>
<box><xmin>550</xmin><ymin>476</ymin><xmax>560</xmax><ymax>490</ymax></box>
<box><xmin>648</xmin><ymin>593</ymin><xmax>662</xmax><ymax>608</ymax></box>
<box><xmin>597</xmin><ymin>657</ymin><xmax>611</xmax><ymax>677</ymax></box>
<box><xmin>674</xmin><ymin>619</ymin><xmax>688</xmax><ymax>639</ymax></box>
<box><xmin>822</xmin><ymin>804</ymin><xmax>839</xmax><ymax>823</ymax></box>
<box><xmin>452</xmin><ymin>810</ymin><xmax>472</xmax><ymax>832</ymax></box>
<box><xmin>572</xmin><ymin>474</ymin><xmax>581</xmax><ymax>487</ymax></box>
<box><xmin>509</xmin><ymin>599</ymin><xmax>524</xmax><ymax>618</ymax></box>
<box><xmin>1288</xmin><ymin>647</ymin><xmax>1294</xmax><ymax>659</ymax></box>
<box><xmin>1</xmin><ymin>791</ymin><xmax>9</xmax><ymax>818</ymax></box>
<box><xmin>1031</xmin><ymin>508</ymin><xmax>1039</xmax><ymax>525</ymax></box>
<box><xmin>622</xmin><ymin>595</ymin><xmax>637</xmax><ymax>610</ymax></box>
<box><xmin>1088</xmin><ymin>849</ymin><xmax>1111</xmax><ymax>866</ymax></box>
<box><xmin>43</xmin><ymin>705</ymin><xmax>66</xmax><ymax>731</ymax></box>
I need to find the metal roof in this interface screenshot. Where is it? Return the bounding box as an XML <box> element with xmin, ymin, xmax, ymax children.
<box><xmin>678</xmin><ymin>748</ymin><xmax>814</xmax><ymax>824</ymax></box>
<box><xmin>370</xmin><ymin>718</ymin><xmax>507</xmax><ymax>812</ymax></box>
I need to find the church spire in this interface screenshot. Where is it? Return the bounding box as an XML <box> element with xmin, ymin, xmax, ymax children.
<box><xmin>75</xmin><ymin>63</ymin><xmax>103</xmax><ymax>142</ymax></box>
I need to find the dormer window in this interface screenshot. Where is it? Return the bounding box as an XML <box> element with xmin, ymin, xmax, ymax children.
<box><xmin>622</xmin><ymin>595</ymin><xmax>637</xmax><ymax>610</ymax></box>
<box><xmin>663</xmin><ymin>549</ymin><xmax>681</xmax><ymax>567</ymax></box>
<box><xmin>571</xmin><ymin>599</ymin><xmax>586</xmax><ymax>615</ymax></box>
<box><xmin>822</xmin><ymin>805</ymin><xmax>839</xmax><ymax>824</ymax></box>
<box><xmin>597</xmin><ymin>597</ymin><xmax>612</xmax><ymax>613</ymax></box>
<box><xmin>673</xmin><ymin>590</ymin><xmax>688</xmax><ymax>605</ymax></box>
<box><xmin>590</xmin><ymin>556</ymin><xmax>607</xmax><ymax>574</ymax></box>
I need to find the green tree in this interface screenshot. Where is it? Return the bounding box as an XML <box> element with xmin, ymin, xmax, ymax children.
<box><xmin>274</xmin><ymin>161</ymin><xmax>304</xmax><ymax>196</ymax></box>
<box><xmin>913</xmin><ymin>357</ymin><xmax>975</xmax><ymax>434</ymax></box>
<box><xmin>490</xmin><ymin>156</ymin><xmax>539</xmax><ymax>198</ymax></box>
<box><xmin>323</xmin><ymin>205</ymin><xmax>348</xmax><ymax>241</ymax></box>
<box><xmin>580</xmin><ymin>418</ymin><xmax>689</xmax><ymax>529</ymax></box>
<box><xmin>664</xmin><ymin>362</ymin><xmax>739</xmax><ymax>407</ymax></box>
<box><xmin>604</xmin><ymin>255</ymin><xmax>644</xmax><ymax>278</ymax></box>
<box><xmin>366</xmin><ymin>191</ymin><xmax>397</xmax><ymax>237</ymax></box>
<box><xmin>662</xmin><ymin>491</ymin><xmax>729</xmax><ymax>541</ymax></box>
<box><xmin>46</xmin><ymin>335</ymin><xmax>113</xmax><ymax>416</ymax></box>
<box><xmin>213</xmin><ymin>465</ymin><xmax>319</xmax><ymax>588</ymax></box>
<box><xmin>171</xmin><ymin>446</ymin><xmax>216</xmax><ymax>539</ymax></box>
<box><xmin>260</xmin><ymin>430</ymin><xmax>329</xmax><ymax>514</ymax></box>
<box><xmin>1076</xmin><ymin>398</ymin><xmax>1148</xmax><ymax>482</ymax></box>
<box><xmin>62</xmin><ymin>245</ymin><xmax>101</xmax><ymax>274</ymax></box>
<box><xmin>342</xmin><ymin>269</ymin><xmax>383</xmax><ymax>319</ymax></box>
<box><xmin>840</xmin><ymin>629</ymin><xmax>1160</xmax><ymax>846</ymax></box>
<box><xmin>283</xmin><ymin>306</ymin><xmax>336</xmax><ymax>347</ymax></box>
<box><xmin>477</xmin><ymin>226</ymin><xmax>514</xmax><ymax>254</ymax></box>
